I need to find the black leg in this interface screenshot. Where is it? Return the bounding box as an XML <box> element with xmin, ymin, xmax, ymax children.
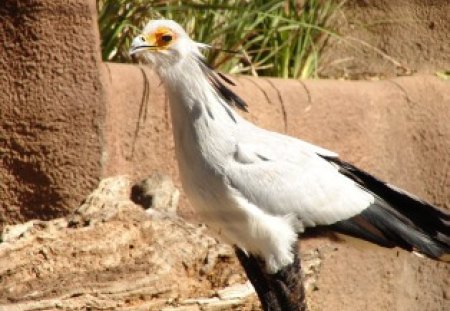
<box><xmin>272</xmin><ymin>244</ymin><xmax>308</xmax><ymax>311</ymax></box>
<box><xmin>235</xmin><ymin>247</ymin><xmax>281</xmax><ymax>310</ymax></box>
<box><xmin>235</xmin><ymin>243</ymin><xmax>308</xmax><ymax>311</ymax></box>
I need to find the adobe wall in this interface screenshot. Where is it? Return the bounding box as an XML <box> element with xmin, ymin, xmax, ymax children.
<box><xmin>0</xmin><ymin>0</ymin><xmax>105</xmax><ymax>224</ymax></box>
<box><xmin>103</xmin><ymin>64</ymin><xmax>450</xmax><ymax>217</ymax></box>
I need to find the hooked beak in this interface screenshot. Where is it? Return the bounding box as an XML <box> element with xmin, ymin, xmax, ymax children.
<box><xmin>129</xmin><ymin>35</ymin><xmax>157</xmax><ymax>56</ymax></box>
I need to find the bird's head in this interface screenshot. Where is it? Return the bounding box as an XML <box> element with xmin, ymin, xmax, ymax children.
<box><xmin>129</xmin><ymin>19</ymin><xmax>207</xmax><ymax>72</ymax></box>
<box><xmin>129</xmin><ymin>19</ymin><xmax>248</xmax><ymax>112</ymax></box>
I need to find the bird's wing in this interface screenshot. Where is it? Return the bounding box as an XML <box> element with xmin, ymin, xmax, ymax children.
<box><xmin>225</xmin><ymin>131</ymin><xmax>374</xmax><ymax>228</ymax></box>
<box><xmin>239</xmin><ymin>120</ymin><xmax>338</xmax><ymax>159</ymax></box>
<box><xmin>226</xmin><ymin>127</ymin><xmax>450</xmax><ymax>260</ymax></box>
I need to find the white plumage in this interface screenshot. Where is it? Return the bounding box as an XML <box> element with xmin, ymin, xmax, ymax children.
<box><xmin>130</xmin><ymin>19</ymin><xmax>450</xmax><ymax>273</ymax></box>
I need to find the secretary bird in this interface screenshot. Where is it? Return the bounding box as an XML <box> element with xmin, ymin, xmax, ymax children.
<box><xmin>129</xmin><ymin>19</ymin><xmax>450</xmax><ymax>311</ymax></box>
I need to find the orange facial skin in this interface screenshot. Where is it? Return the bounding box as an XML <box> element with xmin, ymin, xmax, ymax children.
<box><xmin>145</xmin><ymin>27</ymin><xmax>177</xmax><ymax>50</ymax></box>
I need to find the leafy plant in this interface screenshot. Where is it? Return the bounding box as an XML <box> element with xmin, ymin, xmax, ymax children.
<box><xmin>97</xmin><ymin>0</ymin><xmax>344</xmax><ymax>79</ymax></box>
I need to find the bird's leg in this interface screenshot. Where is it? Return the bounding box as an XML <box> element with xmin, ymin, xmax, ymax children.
<box><xmin>271</xmin><ymin>242</ymin><xmax>308</xmax><ymax>311</ymax></box>
<box><xmin>235</xmin><ymin>243</ymin><xmax>308</xmax><ymax>311</ymax></box>
<box><xmin>235</xmin><ymin>247</ymin><xmax>281</xmax><ymax>310</ymax></box>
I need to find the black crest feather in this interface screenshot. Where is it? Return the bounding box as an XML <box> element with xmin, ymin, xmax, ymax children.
<box><xmin>197</xmin><ymin>57</ymin><xmax>248</xmax><ymax>112</ymax></box>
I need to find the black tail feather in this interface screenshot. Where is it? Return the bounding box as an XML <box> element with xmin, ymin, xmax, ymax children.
<box><xmin>322</xmin><ymin>156</ymin><xmax>450</xmax><ymax>260</ymax></box>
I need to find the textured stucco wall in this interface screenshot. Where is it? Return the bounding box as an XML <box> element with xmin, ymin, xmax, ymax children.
<box><xmin>0</xmin><ymin>0</ymin><xmax>105</xmax><ymax>225</ymax></box>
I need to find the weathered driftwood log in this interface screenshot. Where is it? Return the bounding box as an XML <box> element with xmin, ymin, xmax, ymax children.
<box><xmin>0</xmin><ymin>176</ymin><xmax>255</xmax><ymax>310</ymax></box>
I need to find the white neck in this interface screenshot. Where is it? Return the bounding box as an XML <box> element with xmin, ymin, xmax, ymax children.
<box><xmin>156</xmin><ymin>54</ymin><xmax>242</xmax><ymax>173</ymax></box>
<box><xmin>159</xmin><ymin>55</ymin><xmax>241</xmax><ymax>129</ymax></box>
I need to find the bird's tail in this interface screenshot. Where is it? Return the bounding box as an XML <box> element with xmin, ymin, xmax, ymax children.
<box><xmin>323</xmin><ymin>157</ymin><xmax>450</xmax><ymax>261</ymax></box>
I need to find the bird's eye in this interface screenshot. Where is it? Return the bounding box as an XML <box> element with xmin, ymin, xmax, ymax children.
<box><xmin>161</xmin><ymin>34</ymin><xmax>173</xmax><ymax>43</ymax></box>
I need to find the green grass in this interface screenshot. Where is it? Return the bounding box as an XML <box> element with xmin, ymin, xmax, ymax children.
<box><xmin>97</xmin><ymin>0</ymin><xmax>344</xmax><ymax>79</ymax></box>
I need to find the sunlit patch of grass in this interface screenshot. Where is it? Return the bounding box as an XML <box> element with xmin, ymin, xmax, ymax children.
<box><xmin>97</xmin><ymin>0</ymin><xmax>344</xmax><ymax>79</ymax></box>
